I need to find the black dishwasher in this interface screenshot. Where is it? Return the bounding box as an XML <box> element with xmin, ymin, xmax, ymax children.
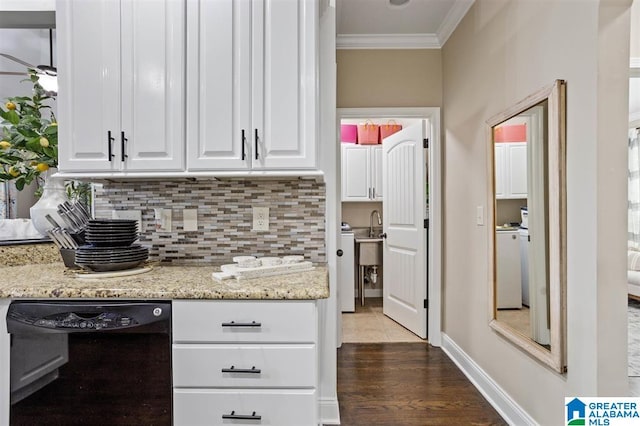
<box><xmin>7</xmin><ymin>300</ymin><xmax>172</xmax><ymax>426</ymax></box>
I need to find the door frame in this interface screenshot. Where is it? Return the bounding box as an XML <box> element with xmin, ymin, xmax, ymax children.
<box><xmin>336</xmin><ymin>107</ymin><xmax>442</xmax><ymax>346</ymax></box>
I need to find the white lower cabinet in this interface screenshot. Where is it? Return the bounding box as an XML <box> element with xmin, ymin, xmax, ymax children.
<box><xmin>173</xmin><ymin>388</ymin><xmax>316</xmax><ymax>426</ymax></box>
<box><xmin>172</xmin><ymin>300</ymin><xmax>318</xmax><ymax>425</ymax></box>
<box><xmin>172</xmin><ymin>344</ymin><xmax>316</xmax><ymax>388</ymax></box>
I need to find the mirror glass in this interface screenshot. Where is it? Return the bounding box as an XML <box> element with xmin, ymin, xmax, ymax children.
<box><xmin>488</xmin><ymin>80</ymin><xmax>566</xmax><ymax>373</ymax></box>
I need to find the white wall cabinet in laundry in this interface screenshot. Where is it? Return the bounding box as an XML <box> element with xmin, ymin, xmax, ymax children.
<box><xmin>494</xmin><ymin>142</ymin><xmax>527</xmax><ymax>199</ymax></box>
<box><xmin>341</xmin><ymin>144</ymin><xmax>383</xmax><ymax>202</ymax></box>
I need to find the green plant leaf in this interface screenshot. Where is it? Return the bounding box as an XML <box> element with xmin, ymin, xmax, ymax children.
<box><xmin>16</xmin><ymin>127</ymin><xmax>38</xmax><ymax>138</ymax></box>
<box><xmin>4</xmin><ymin>110</ymin><xmax>19</xmax><ymax>125</ymax></box>
<box><xmin>44</xmin><ymin>125</ymin><xmax>58</xmax><ymax>135</ymax></box>
<box><xmin>43</xmin><ymin>146</ymin><xmax>55</xmax><ymax>158</ymax></box>
<box><xmin>14</xmin><ymin>177</ymin><xmax>25</xmax><ymax>190</ymax></box>
<box><xmin>25</xmin><ymin>137</ymin><xmax>43</xmax><ymax>153</ymax></box>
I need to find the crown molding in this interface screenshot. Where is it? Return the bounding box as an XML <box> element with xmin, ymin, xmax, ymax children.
<box><xmin>335</xmin><ymin>0</ymin><xmax>474</xmax><ymax>49</ymax></box>
<box><xmin>336</xmin><ymin>33</ymin><xmax>440</xmax><ymax>49</ymax></box>
<box><xmin>436</xmin><ymin>0</ymin><xmax>475</xmax><ymax>46</ymax></box>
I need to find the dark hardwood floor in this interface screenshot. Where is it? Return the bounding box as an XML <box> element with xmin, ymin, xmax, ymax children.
<box><xmin>338</xmin><ymin>343</ymin><xmax>506</xmax><ymax>426</ymax></box>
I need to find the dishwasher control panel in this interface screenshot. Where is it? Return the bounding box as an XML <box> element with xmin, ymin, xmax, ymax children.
<box><xmin>6</xmin><ymin>301</ymin><xmax>171</xmax><ymax>334</ymax></box>
<box><xmin>33</xmin><ymin>312</ymin><xmax>138</xmax><ymax>330</ymax></box>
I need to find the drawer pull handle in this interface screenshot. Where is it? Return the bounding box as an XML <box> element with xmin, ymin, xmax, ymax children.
<box><xmin>221</xmin><ymin>321</ymin><xmax>262</xmax><ymax>328</ymax></box>
<box><xmin>221</xmin><ymin>366</ymin><xmax>261</xmax><ymax>374</ymax></box>
<box><xmin>222</xmin><ymin>411</ymin><xmax>261</xmax><ymax>421</ymax></box>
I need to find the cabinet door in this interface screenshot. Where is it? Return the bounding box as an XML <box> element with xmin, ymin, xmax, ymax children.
<box><xmin>252</xmin><ymin>0</ymin><xmax>316</xmax><ymax>169</ymax></box>
<box><xmin>496</xmin><ymin>231</ymin><xmax>522</xmax><ymax>309</ymax></box>
<box><xmin>120</xmin><ymin>0</ymin><xmax>185</xmax><ymax>171</ymax></box>
<box><xmin>371</xmin><ymin>145</ymin><xmax>383</xmax><ymax>200</ymax></box>
<box><xmin>186</xmin><ymin>0</ymin><xmax>251</xmax><ymax>170</ymax></box>
<box><xmin>506</xmin><ymin>142</ymin><xmax>527</xmax><ymax>198</ymax></box>
<box><xmin>57</xmin><ymin>0</ymin><xmax>121</xmax><ymax>172</ymax></box>
<box><xmin>341</xmin><ymin>145</ymin><xmax>371</xmax><ymax>201</ymax></box>
<box><xmin>494</xmin><ymin>144</ymin><xmax>506</xmax><ymax>199</ymax></box>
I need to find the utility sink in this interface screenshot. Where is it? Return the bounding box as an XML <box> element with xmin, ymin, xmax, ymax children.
<box><xmin>355</xmin><ymin>237</ymin><xmax>382</xmax><ymax>266</ymax></box>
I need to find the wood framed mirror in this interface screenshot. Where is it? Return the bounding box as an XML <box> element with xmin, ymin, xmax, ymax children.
<box><xmin>487</xmin><ymin>80</ymin><xmax>567</xmax><ymax>373</ymax></box>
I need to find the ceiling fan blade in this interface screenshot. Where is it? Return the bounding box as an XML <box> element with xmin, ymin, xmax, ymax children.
<box><xmin>0</xmin><ymin>53</ymin><xmax>35</xmax><ymax>69</ymax></box>
<box><xmin>0</xmin><ymin>71</ymin><xmax>28</xmax><ymax>76</ymax></box>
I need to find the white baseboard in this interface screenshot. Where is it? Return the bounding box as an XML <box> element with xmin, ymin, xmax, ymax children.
<box><xmin>441</xmin><ymin>333</ymin><xmax>536</xmax><ymax>426</ymax></box>
<box><xmin>319</xmin><ymin>397</ymin><xmax>341</xmax><ymax>425</ymax></box>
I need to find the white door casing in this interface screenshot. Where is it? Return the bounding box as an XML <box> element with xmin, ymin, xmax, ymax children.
<box><xmin>382</xmin><ymin>121</ymin><xmax>427</xmax><ymax>339</ymax></box>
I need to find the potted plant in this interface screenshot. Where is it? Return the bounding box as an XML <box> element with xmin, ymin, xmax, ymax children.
<box><xmin>0</xmin><ymin>69</ymin><xmax>58</xmax><ymax>191</ymax></box>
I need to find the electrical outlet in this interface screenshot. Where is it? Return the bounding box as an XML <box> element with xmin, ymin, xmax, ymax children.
<box><xmin>253</xmin><ymin>207</ymin><xmax>269</xmax><ymax>231</ymax></box>
<box><xmin>154</xmin><ymin>208</ymin><xmax>172</xmax><ymax>232</ymax></box>
<box><xmin>183</xmin><ymin>208</ymin><xmax>198</xmax><ymax>232</ymax></box>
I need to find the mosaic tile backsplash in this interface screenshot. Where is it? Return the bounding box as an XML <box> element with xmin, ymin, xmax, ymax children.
<box><xmin>93</xmin><ymin>179</ymin><xmax>326</xmax><ymax>264</ymax></box>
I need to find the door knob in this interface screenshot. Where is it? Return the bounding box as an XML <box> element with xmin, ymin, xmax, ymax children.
<box><xmin>380</xmin><ymin>233</ymin><xmax>387</xmax><ymax>239</ymax></box>
<box><xmin>337</xmin><ymin>249</ymin><xmax>344</xmax><ymax>257</ymax></box>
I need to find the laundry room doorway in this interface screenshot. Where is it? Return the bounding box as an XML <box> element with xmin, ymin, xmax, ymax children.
<box><xmin>336</xmin><ymin>107</ymin><xmax>441</xmax><ymax>346</ymax></box>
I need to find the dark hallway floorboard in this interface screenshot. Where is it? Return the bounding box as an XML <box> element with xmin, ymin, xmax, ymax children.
<box><xmin>337</xmin><ymin>343</ymin><xmax>507</xmax><ymax>426</ymax></box>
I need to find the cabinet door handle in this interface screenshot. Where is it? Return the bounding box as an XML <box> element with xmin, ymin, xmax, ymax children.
<box><xmin>120</xmin><ymin>131</ymin><xmax>128</xmax><ymax>162</ymax></box>
<box><xmin>241</xmin><ymin>129</ymin><xmax>246</xmax><ymax>160</ymax></box>
<box><xmin>221</xmin><ymin>366</ymin><xmax>261</xmax><ymax>374</ymax></box>
<box><xmin>107</xmin><ymin>131</ymin><xmax>115</xmax><ymax>161</ymax></box>
<box><xmin>372</xmin><ymin>188</ymin><xmax>376</xmax><ymax>198</ymax></box>
<box><xmin>221</xmin><ymin>320</ymin><xmax>262</xmax><ymax>327</ymax></box>
<box><xmin>254</xmin><ymin>128</ymin><xmax>259</xmax><ymax>160</ymax></box>
<box><xmin>368</xmin><ymin>188</ymin><xmax>372</xmax><ymax>199</ymax></box>
<box><xmin>222</xmin><ymin>411</ymin><xmax>261</xmax><ymax>421</ymax></box>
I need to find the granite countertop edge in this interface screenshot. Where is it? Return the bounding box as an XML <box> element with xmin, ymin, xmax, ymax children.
<box><xmin>0</xmin><ymin>263</ymin><xmax>330</xmax><ymax>301</ymax></box>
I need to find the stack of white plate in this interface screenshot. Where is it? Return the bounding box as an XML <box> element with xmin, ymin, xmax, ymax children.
<box><xmin>76</xmin><ymin>219</ymin><xmax>148</xmax><ymax>272</ymax></box>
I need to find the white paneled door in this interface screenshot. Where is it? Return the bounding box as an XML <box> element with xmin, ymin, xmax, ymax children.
<box><xmin>382</xmin><ymin>121</ymin><xmax>427</xmax><ymax>339</ymax></box>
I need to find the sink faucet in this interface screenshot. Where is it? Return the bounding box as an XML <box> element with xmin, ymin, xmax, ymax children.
<box><xmin>369</xmin><ymin>210</ymin><xmax>382</xmax><ymax>237</ymax></box>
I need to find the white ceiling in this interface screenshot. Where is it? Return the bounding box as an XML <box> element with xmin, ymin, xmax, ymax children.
<box><xmin>336</xmin><ymin>0</ymin><xmax>475</xmax><ymax>49</ymax></box>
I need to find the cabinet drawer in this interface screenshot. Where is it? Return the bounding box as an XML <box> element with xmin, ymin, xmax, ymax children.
<box><xmin>172</xmin><ymin>301</ymin><xmax>316</xmax><ymax>343</ymax></box>
<box><xmin>172</xmin><ymin>344</ymin><xmax>316</xmax><ymax>388</ymax></box>
<box><xmin>173</xmin><ymin>388</ymin><xmax>317</xmax><ymax>426</ymax></box>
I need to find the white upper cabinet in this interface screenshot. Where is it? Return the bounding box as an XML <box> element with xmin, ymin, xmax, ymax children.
<box><xmin>341</xmin><ymin>144</ymin><xmax>382</xmax><ymax>202</ymax></box>
<box><xmin>495</xmin><ymin>142</ymin><xmax>527</xmax><ymax>199</ymax></box>
<box><xmin>187</xmin><ymin>0</ymin><xmax>317</xmax><ymax>171</ymax></box>
<box><xmin>57</xmin><ymin>0</ymin><xmax>185</xmax><ymax>173</ymax></box>
<box><xmin>371</xmin><ymin>145</ymin><xmax>383</xmax><ymax>200</ymax></box>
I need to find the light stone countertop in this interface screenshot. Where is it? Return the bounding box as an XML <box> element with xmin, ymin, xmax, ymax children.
<box><xmin>0</xmin><ymin>262</ymin><xmax>329</xmax><ymax>300</ymax></box>
<box><xmin>0</xmin><ymin>242</ymin><xmax>60</xmax><ymax>266</ymax></box>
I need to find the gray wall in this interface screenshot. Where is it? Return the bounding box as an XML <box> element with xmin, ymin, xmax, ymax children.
<box><xmin>442</xmin><ymin>0</ymin><xmax>631</xmax><ymax>423</ymax></box>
